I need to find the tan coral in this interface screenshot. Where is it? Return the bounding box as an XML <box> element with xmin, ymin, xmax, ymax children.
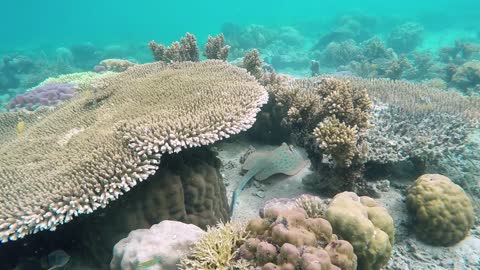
<box><xmin>0</xmin><ymin>60</ymin><xmax>268</xmax><ymax>242</ymax></box>
<box><xmin>313</xmin><ymin>116</ymin><xmax>358</xmax><ymax>167</ymax></box>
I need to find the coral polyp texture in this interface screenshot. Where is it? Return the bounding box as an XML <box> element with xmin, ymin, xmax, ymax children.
<box><xmin>8</xmin><ymin>82</ymin><xmax>78</xmax><ymax>111</ymax></box>
<box><xmin>0</xmin><ymin>60</ymin><xmax>268</xmax><ymax>243</ymax></box>
<box><xmin>240</xmin><ymin>206</ymin><xmax>358</xmax><ymax>270</ymax></box>
<box><xmin>406</xmin><ymin>174</ymin><xmax>474</xmax><ymax>246</ymax></box>
<box><xmin>325</xmin><ymin>192</ymin><xmax>394</xmax><ymax>270</ymax></box>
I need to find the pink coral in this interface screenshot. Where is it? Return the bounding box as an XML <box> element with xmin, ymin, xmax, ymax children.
<box><xmin>8</xmin><ymin>83</ymin><xmax>78</xmax><ymax>111</ymax></box>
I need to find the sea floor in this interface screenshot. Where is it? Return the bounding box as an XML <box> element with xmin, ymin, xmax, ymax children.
<box><xmin>216</xmin><ymin>138</ymin><xmax>480</xmax><ymax>270</ymax></box>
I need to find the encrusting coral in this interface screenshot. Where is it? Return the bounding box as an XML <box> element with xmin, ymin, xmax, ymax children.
<box><xmin>0</xmin><ymin>60</ymin><xmax>268</xmax><ymax>243</ymax></box>
<box><xmin>406</xmin><ymin>174</ymin><xmax>474</xmax><ymax>246</ymax></box>
<box><xmin>204</xmin><ymin>33</ymin><xmax>230</xmax><ymax>61</ymax></box>
<box><xmin>149</xmin><ymin>32</ymin><xmax>200</xmax><ymax>62</ymax></box>
<box><xmin>325</xmin><ymin>192</ymin><xmax>394</xmax><ymax>270</ymax></box>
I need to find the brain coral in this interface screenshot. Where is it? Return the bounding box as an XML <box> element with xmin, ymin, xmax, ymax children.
<box><xmin>0</xmin><ymin>60</ymin><xmax>268</xmax><ymax>242</ymax></box>
<box><xmin>325</xmin><ymin>192</ymin><xmax>394</xmax><ymax>270</ymax></box>
<box><xmin>406</xmin><ymin>174</ymin><xmax>474</xmax><ymax>246</ymax></box>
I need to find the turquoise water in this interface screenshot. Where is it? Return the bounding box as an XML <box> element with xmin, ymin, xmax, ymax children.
<box><xmin>0</xmin><ymin>1</ymin><xmax>479</xmax><ymax>269</ymax></box>
<box><xmin>1</xmin><ymin>0</ymin><xmax>478</xmax><ymax>51</ymax></box>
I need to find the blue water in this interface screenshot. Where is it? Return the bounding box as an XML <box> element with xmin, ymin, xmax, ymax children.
<box><xmin>1</xmin><ymin>0</ymin><xmax>478</xmax><ymax>51</ymax></box>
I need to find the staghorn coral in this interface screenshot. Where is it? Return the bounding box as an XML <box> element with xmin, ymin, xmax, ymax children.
<box><xmin>243</xmin><ymin>49</ymin><xmax>263</xmax><ymax>80</ymax></box>
<box><xmin>149</xmin><ymin>32</ymin><xmax>199</xmax><ymax>62</ymax></box>
<box><xmin>0</xmin><ymin>60</ymin><xmax>268</xmax><ymax>243</ymax></box>
<box><xmin>325</xmin><ymin>192</ymin><xmax>394</xmax><ymax>270</ymax></box>
<box><xmin>406</xmin><ymin>174</ymin><xmax>474</xmax><ymax>246</ymax></box>
<box><xmin>204</xmin><ymin>33</ymin><xmax>230</xmax><ymax>61</ymax></box>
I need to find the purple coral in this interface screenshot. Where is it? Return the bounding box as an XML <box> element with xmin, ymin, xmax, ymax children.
<box><xmin>8</xmin><ymin>82</ymin><xmax>78</xmax><ymax>111</ymax></box>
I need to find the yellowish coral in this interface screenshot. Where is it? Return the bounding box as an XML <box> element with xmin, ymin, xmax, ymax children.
<box><xmin>313</xmin><ymin>116</ymin><xmax>358</xmax><ymax>167</ymax></box>
<box><xmin>36</xmin><ymin>71</ymin><xmax>117</xmax><ymax>90</ymax></box>
<box><xmin>0</xmin><ymin>60</ymin><xmax>267</xmax><ymax>242</ymax></box>
<box><xmin>406</xmin><ymin>174</ymin><xmax>474</xmax><ymax>246</ymax></box>
<box><xmin>178</xmin><ymin>222</ymin><xmax>250</xmax><ymax>270</ymax></box>
<box><xmin>325</xmin><ymin>192</ymin><xmax>394</xmax><ymax>270</ymax></box>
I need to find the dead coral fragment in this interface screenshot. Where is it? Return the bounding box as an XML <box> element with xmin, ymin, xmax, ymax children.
<box><xmin>149</xmin><ymin>32</ymin><xmax>199</xmax><ymax>62</ymax></box>
<box><xmin>204</xmin><ymin>33</ymin><xmax>230</xmax><ymax>61</ymax></box>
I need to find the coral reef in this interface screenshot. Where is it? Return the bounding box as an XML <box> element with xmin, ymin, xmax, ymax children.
<box><xmin>406</xmin><ymin>174</ymin><xmax>474</xmax><ymax>246</ymax></box>
<box><xmin>149</xmin><ymin>33</ymin><xmax>199</xmax><ymax>62</ymax></box>
<box><xmin>262</xmin><ymin>75</ymin><xmax>372</xmax><ymax>194</ymax></box>
<box><xmin>110</xmin><ymin>220</ymin><xmax>205</xmax><ymax>270</ymax></box>
<box><xmin>204</xmin><ymin>34</ymin><xmax>230</xmax><ymax>61</ymax></box>
<box><xmin>344</xmin><ymin>76</ymin><xmax>480</xmax><ymax>165</ymax></box>
<box><xmin>387</xmin><ymin>23</ymin><xmax>424</xmax><ymax>53</ymax></box>
<box><xmin>81</xmin><ymin>147</ymin><xmax>229</xmax><ymax>265</ymax></box>
<box><xmin>294</xmin><ymin>194</ymin><xmax>329</xmax><ymax>219</ymax></box>
<box><xmin>239</xmin><ymin>206</ymin><xmax>357</xmax><ymax>270</ymax></box>
<box><xmin>326</xmin><ymin>192</ymin><xmax>394</xmax><ymax>270</ymax></box>
<box><xmin>178</xmin><ymin>222</ymin><xmax>248</xmax><ymax>270</ymax></box>
<box><xmin>0</xmin><ymin>60</ymin><xmax>267</xmax><ymax>242</ymax></box>
<box><xmin>451</xmin><ymin>60</ymin><xmax>480</xmax><ymax>94</ymax></box>
<box><xmin>93</xmin><ymin>58</ymin><xmax>136</xmax><ymax>73</ymax></box>
<box><xmin>7</xmin><ymin>82</ymin><xmax>78</xmax><ymax>111</ymax></box>
<box><xmin>244</xmin><ymin>49</ymin><xmax>264</xmax><ymax>79</ymax></box>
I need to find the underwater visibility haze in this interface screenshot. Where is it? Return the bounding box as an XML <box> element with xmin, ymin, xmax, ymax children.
<box><xmin>0</xmin><ymin>0</ymin><xmax>479</xmax><ymax>269</ymax></box>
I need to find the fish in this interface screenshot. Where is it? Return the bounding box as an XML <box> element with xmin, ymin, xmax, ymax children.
<box><xmin>230</xmin><ymin>143</ymin><xmax>309</xmax><ymax>215</ymax></box>
<box><xmin>46</xmin><ymin>249</ymin><xmax>70</xmax><ymax>270</ymax></box>
<box><xmin>17</xmin><ymin>119</ymin><xmax>25</xmax><ymax>136</ymax></box>
<box><xmin>136</xmin><ymin>256</ymin><xmax>162</xmax><ymax>269</ymax></box>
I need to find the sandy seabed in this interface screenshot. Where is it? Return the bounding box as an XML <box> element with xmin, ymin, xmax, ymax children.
<box><xmin>216</xmin><ymin>138</ymin><xmax>480</xmax><ymax>270</ymax></box>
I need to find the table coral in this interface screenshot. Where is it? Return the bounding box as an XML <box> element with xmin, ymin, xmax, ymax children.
<box><xmin>0</xmin><ymin>60</ymin><xmax>267</xmax><ymax>243</ymax></box>
<box><xmin>406</xmin><ymin>174</ymin><xmax>474</xmax><ymax>246</ymax></box>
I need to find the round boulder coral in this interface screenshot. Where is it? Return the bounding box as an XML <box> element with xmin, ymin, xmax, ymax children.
<box><xmin>406</xmin><ymin>174</ymin><xmax>474</xmax><ymax>246</ymax></box>
<box><xmin>325</xmin><ymin>191</ymin><xmax>394</xmax><ymax>270</ymax></box>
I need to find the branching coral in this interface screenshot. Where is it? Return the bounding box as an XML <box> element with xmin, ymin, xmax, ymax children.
<box><xmin>313</xmin><ymin>116</ymin><xmax>359</xmax><ymax>167</ymax></box>
<box><xmin>243</xmin><ymin>49</ymin><xmax>263</xmax><ymax>79</ymax></box>
<box><xmin>204</xmin><ymin>33</ymin><xmax>230</xmax><ymax>61</ymax></box>
<box><xmin>148</xmin><ymin>32</ymin><xmax>199</xmax><ymax>62</ymax></box>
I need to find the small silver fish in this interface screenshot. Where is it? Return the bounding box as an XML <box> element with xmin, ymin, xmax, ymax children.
<box><xmin>47</xmin><ymin>249</ymin><xmax>70</xmax><ymax>270</ymax></box>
